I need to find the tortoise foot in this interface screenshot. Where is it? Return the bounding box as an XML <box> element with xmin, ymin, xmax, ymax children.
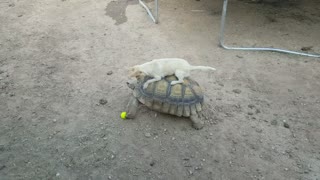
<box><xmin>190</xmin><ymin>115</ymin><xmax>204</xmax><ymax>130</ymax></box>
<box><xmin>126</xmin><ymin>96</ymin><xmax>139</xmax><ymax>119</ymax></box>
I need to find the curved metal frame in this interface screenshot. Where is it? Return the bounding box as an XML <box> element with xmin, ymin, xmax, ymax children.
<box><xmin>138</xmin><ymin>0</ymin><xmax>320</xmax><ymax>58</ymax></box>
<box><xmin>139</xmin><ymin>0</ymin><xmax>159</xmax><ymax>24</ymax></box>
<box><xmin>219</xmin><ymin>0</ymin><xmax>320</xmax><ymax>58</ymax></box>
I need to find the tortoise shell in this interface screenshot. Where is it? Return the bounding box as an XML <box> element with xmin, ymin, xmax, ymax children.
<box><xmin>133</xmin><ymin>75</ymin><xmax>204</xmax><ymax>117</ymax></box>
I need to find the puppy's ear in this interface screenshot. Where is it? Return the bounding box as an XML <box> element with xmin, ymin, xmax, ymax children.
<box><xmin>128</xmin><ymin>67</ymin><xmax>137</xmax><ymax>77</ymax></box>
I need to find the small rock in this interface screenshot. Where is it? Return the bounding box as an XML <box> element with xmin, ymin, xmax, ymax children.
<box><xmin>0</xmin><ymin>144</ymin><xmax>5</xmax><ymax>152</ymax></box>
<box><xmin>248</xmin><ymin>104</ymin><xmax>255</xmax><ymax>109</ymax></box>
<box><xmin>283</xmin><ymin>122</ymin><xmax>290</xmax><ymax>128</ymax></box>
<box><xmin>255</xmin><ymin>109</ymin><xmax>261</xmax><ymax>114</ymax></box>
<box><xmin>271</xmin><ymin>119</ymin><xmax>278</xmax><ymax>126</ymax></box>
<box><xmin>0</xmin><ymin>70</ymin><xmax>4</xmax><ymax>74</ymax></box>
<box><xmin>256</xmin><ymin>128</ymin><xmax>262</xmax><ymax>133</ymax></box>
<box><xmin>248</xmin><ymin>112</ymin><xmax>254</xmax><ymax>116</ymax></box>
<box><xmin>99</xmin><ymin>99</ymin><xmax>108</xmax><ymax>105</ymax></box>
<box><xmin>145</xmin><ymin>133</ymin><xmax>151</xmax><ymax>138</ymax></box>
<box><xmin>18</xmin><ymin>14</ymin><xmax>23</xmax><ymax>17</ymax></box>
<box><xmin>301</xmin><ymin>46</ymin><xmax>313</xmax><ymax>52</ymax></box>
<box><xmin>53</xmin><ymin>119</ymin><xmax>57</xmax><ymax>123</ymax></box>
<box><xmin>8</xmin><ymin>3</ymin><xmax>15</xmax><ymax>7</ymax></box>
<box><xmin>150</xmin><ymin>160</ymin><xmax>155</xmax><ymax>166</ymax></box>
<box><xmin>107</xmin><ymin>71</ymin><xmax>113</xmax><ymax>75</ymax></box>
<box><xmin>56</xmin><ymin>173</ymin><xmax>60</xmax><ymax>176</ymax></box>
<box><xmin>236</xmin><ymin>55</ymin><xmax>243</xmax><ymax>58</ymax></box>
<box><xmin>172</xmin><ymin>137</ymin><xmax>176</xmax><ymax>140</ymax></box>
<box><xmin>232</xmin><ymin>89</ymin><xmax>241</xmax><ymax>94</ymax></box>
<box><xmin>0</xmin><ymin>165</ymin><xmax>6</xmax><ymax>171</ymax></box>
<box><xmin>110</xmin><ymin>154</ymin><xmax>115</xmax><ymax>159</ymax></box>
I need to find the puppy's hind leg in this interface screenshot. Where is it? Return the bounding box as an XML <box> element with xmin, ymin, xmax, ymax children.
<box><xmin>171</xmin><ymin>70</ymin><xmax>188</xmax><ymax>85</ymax></box>
<box><xmin>143</xmin><ymin>75</ymin><xmax>161</xmax><ymax>89</ymax></box>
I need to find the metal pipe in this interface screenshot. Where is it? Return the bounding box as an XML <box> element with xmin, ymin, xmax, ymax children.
<box><xmin>219</xmin><ymin>0</ymin><xmax>320</xmax><ymax>58</ymax></box>
<box><xmin>139</xmin><ymin>0</ymin><xmax>158</xmax><ymax>24</ymax></box>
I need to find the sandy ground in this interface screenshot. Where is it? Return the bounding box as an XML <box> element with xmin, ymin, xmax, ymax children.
<box><xmin>1</xmin><ymin>0</ymin><xmax>320</xmax><ymax>179</ymax></box>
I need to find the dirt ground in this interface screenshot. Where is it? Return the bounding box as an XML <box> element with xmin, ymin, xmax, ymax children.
<box><xmin>1</xmin><ymin>0</ymin><xmax>320</xmax><ymax>179</ymax></box>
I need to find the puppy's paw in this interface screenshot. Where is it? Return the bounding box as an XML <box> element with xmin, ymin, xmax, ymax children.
<box><xmin>171</xmin><ymin>81</ymin><xmax>180</xmax><ymax>85</ymax></box>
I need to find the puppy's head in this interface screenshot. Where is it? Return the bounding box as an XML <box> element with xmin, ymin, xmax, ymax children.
<box><xmin>128</xmin><ymin>66</ymin><xmax>145</xmax><ymax>78</ymax></box>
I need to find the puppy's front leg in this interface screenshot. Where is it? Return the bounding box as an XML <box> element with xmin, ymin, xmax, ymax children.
<box><xmin>171</xmin><ymin>70</ymin><xmax>187</xmax><ymax>85</ymax></box>
<box><xmin>143</xmin><ymin>76</ymin><xmax>161</xmax><ymax>89</ymax></box>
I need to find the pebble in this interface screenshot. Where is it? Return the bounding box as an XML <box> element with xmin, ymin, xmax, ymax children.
<box><xmin>0</xmin><ymin>144</ymin><xmax>5</xmax><ymax>152</ymax></box>
<box><xmin>107</xmin><ymin>71</ymin><xmax>113</xmax><ymax>75</ymax></box>
<box><xmin>283</xmin><ymin>122</ymin><xmax>290</xmax><ymax>128</ymax></box>
<box><xmin>0</xmin><ymin>165</ymin><xmax>5</xmax><ymax>171</ymax></box>
<box><xmin>99</xmin><ymin>99</ymin><xmax>108</xmax><ymax>105</ymax></box>
<box><xmin>271</xmin><ymin>119</ymin><xmax>278</xmax><ymax>126</ymax></box>
<box><xmin>248</xmin><ymin>104</ymin><xmax>255</xmax><ymax>109</ymax></box>
<box><xmin>145</xmin><ymin>133</ymin><xmax>151</xmax><ymax>138</ymax></box>
<box><xmin>150</xmin><ymin>160</ymin><xmax>155</xmax><ymax>166</ymax></box>
<box><xmin>53</xmin><ymin>119</ymin><xmax>57</xmax><ymax>123</ymax></box>
<box><xmin>301</xmin><ymin>46</ymin><xmax>313</xmax><ymax>51</ymax></box>
<box><xmin>232</xmin><ymin>89</ymin><xmax>241</xmax><ymax>94</ymax></box>
<box><xmin>248</xmin><ymin>112</ymin><xmax>254</xmax><ymax>116</ymax></box>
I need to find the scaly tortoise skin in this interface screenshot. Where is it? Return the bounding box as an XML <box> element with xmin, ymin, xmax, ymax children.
<box><xmin>126</xmin><ymin>75</ymin><xmax>205</xmax><ymax>129</ymax></box>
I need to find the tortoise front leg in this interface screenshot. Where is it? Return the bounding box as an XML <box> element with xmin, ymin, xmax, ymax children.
<box><xmin>126</xmin><ymin>96</ymin><xmax>139</xmax><ymax>119</ymax></box>
<box><xmin>190</xmin><ymin>114</ymin><xmax>204</xmax><ymax>130</ymax></box>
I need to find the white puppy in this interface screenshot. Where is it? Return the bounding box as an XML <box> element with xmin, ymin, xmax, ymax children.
<box><xmin>129</xmin><ymin>58</ymin><xmax>216</xmax><ymax>89</ymax></box>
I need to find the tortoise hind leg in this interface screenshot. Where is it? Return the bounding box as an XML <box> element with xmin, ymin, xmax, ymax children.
<box><xmin>190</xmin><ymin>114</ymin><xmax>204</xmax><ymax>130</ymax></box>
<box><xmin>126</xmin><ymin>96</ymin><xmax>139</xmax><ymax>119</ymax></box>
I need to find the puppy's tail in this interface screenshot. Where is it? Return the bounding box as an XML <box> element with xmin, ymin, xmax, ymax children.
<box><xmin>189</xmin><ymin>66</ymin><xmax>216</xmax><ymax>71</ymax></box>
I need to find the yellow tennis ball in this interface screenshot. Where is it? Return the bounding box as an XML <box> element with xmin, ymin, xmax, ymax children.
<box><xmin>120</xmin><ymin>112</ymin><xmax>127</xmax><ymax>119</ymax></box>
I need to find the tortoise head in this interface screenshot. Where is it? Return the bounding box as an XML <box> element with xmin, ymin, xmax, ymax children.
<box><xmin>126</xmin><ymin>79</ymin><xmax>138</xmax><ymax>90</ymax></box>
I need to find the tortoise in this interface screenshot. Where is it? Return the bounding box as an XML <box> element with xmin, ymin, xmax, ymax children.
<box><xmin>125</xmin><ymin>75</ymin><xmax>205</xmax><ymax>129</ymax></box>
